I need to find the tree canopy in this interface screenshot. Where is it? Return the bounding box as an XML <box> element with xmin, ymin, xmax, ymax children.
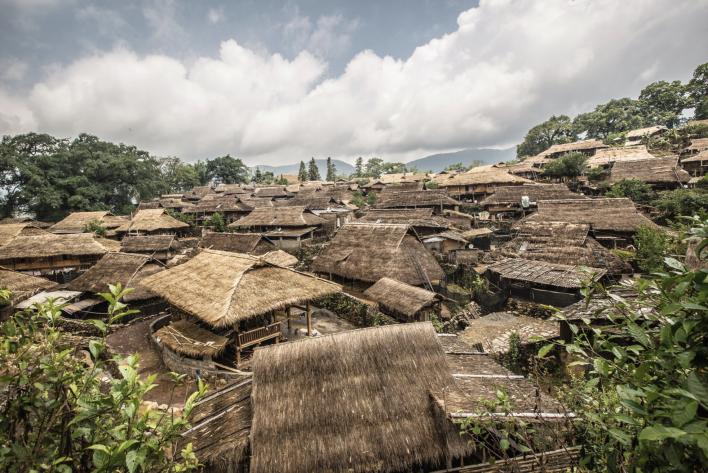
<box><xmin>516</xmin><ymin>115</ymin><xmax>576</xmax><ymax>158</ymax></box>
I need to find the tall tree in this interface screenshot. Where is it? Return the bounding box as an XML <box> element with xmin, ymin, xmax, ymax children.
<box><xmin>192</xmin><ymin>160</ymin><xmax>210</xmax><ymax>185</ymax></box>
<box><xmin>364</xmin><ymin>157</ymin><xmax>384</xmax><ymax>179</ymax></box>
<box><xmin>298</xmin><ymin>160</ymin><xmax>308</xmax><ymax>182</ymax></box>
<box><xmin>638</xmin><ymin>80</ymin><xmax>689</xmax><ymax>128</ymax></box>
<box><xmin>516</xmin><ymin>115</ymin><xmax>576</xmax><ymax>158</ymax></box>
<box><xmin>308</xmin><ymin>157</ymin><xmax>321</xmax><ymax>181</ymax></box>
<box><xmin>159</xmin><ymin>157</ymin><xmax>200</xmax><ymax>192</ymax></box>
<box><xmin>573</xmin><ymin>98</ymin><xmax>646</xmax><ymax>139</ymax></box>
<box><xmin>687</xmin><ymin>62</ymin><xmax>708</xmax><ymax>120</ymax></box>
<box><xmin>354</xmin><ymin>157</ymin><xmax>364</xmax><ymax>178</ymax></box>
<box><xmin>253</xmin><ymin>168</ymin><xmax>263</xmax><ymax>183</ymax></box>
<box><xmin>326</xmin><ymin>157</ymin><xmax>336</xmax><ymax>182</ymax></box>
<box><xmin>381</xmin><ymin>162</ymin><xmax>407</xmax><ymax>174</ymax></box>
<box><xmin>206</xmin><ymin>154</ymin><xmax>249</xmax><ymax>184</ymax></box>
<box><xmin>541</xmin><ymin>152</ymin><xmax>588</xmax><ymax>182</ymax></box>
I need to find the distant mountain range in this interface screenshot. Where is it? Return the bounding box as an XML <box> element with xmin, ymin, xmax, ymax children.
<box><xmin>252</xmin><ymin>147</ymin><xmax>516</xmax><ymax>177</ymax></box>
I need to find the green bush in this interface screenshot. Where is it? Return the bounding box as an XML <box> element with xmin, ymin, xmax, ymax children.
<box><xmin>203</xmin><ymin>212</ymin><xmax>226</xmax><ymax>232</ymax></box>
<box><xmin>654</xmin><ymin>188</ymin><xmax>708</xmax><ymax>223</ymax></box>
<box><xmin>605</xmin><ymin>179</ymin><xmax>655</xmax><ymax>205</ymax></box>
<box><xmin>633</xmin><ymin>225</ymin><xmax>668</xmax><ymax>273</ymax></box>
<box><xmin>84</xmin><ymin>219</ymin><xmax>107</xmax><ymax>237</ymax></box>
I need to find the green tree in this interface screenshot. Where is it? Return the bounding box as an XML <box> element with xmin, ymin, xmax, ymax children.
<box><xmin>308</xmin><ymin>157</ymin><xmax>321</xmax><ymax>181</ymax></box>
<box><xmin>206</xmin><ymin>155</ymin><xmax>249</xmax><ymax>184</ymax></box>
<box><xmin>204</xmin><ymin>212</ymin><xmax>226</xmax><ymax>232</ymax></box>
<box><xmin>573</xmin><ymin>98</ymin><xmax>646</xmax><ymax>139</ymax></box>
<box><xmin>354</xmin><ymin>157</ymin><xmax>364</xmax><ymax>178</ymax></box>
<box><xmin>84</xmin><ymin>219</ymin><xmax>107</xmax><ymax>237</ymax></box>
<box><xmin>541</xmin><ymin>152</ymin><xmax>588</xmax><ymax>181</ymax></box>
<box><xmin>253</xmin><ymin>168</ymin><xmax>263</xmax><ymax>183</ymax></box>
<box><xmin>654</xmin><ymin>188</ymin><xmax>708</xmax><ymax>223</ymax></box>
<box><xmin>192</xmin><ymin>160</ymin><xmax>210</xmax><ymax>185</ymax></box>
<box><xmin>633</xmin><ymin>224</ymin><xmax>668</xmax><ymax>272</ymax></box>
<box><xmin>605</xmin><ymin>179</ymin><xmax>655</xmax><ymax>205</ymax></box>
<box><xmin>364</xmin><ymin>157</ymin><xmax>384</xmax><ymax>179</ymax></box>
<box><xmin>380</xmin><ymin>162</ymin><xmax>407</xmax><ymax>174</ymax></box>
<box><xmin>444</xmin><ymin>162</ymin><xmax>467</xmax><ymax>172</ymax></box>
<box><xmin>638</xmin><ymin>80</ymin><xmax>689</xmax><ymax>128</ymax></box>
<box><xmin>516</xmin><ymin>115</ymin><xmax>576</xmax><ymax>158</ymax></box>
<box><xmin>298</xmin><ymin>161</ymin><xmax>308</xmax><ymax>182</ymax></box>
<box><xmin>274</xmin><ymin>174</ymin><xmax>289</xmax><ymax>185</ymax></box>
<box><xmin>326</xmin><ymin>157</ymin><xmax>336</xmax><ymax>182</ymax></box>
<box><xmin>160</xmin><ymin>157</ymin><xmax>201</xmax><ymax>192</ymax></box>
<box><xmin>0</xmin><ymin>284</ymin><xmax>204</xmax><ymax>472</ymax></box>
<box><xmin>687</xmin><ymin>62</ymin><xmax>708</xmax><ymax>120</ymax></box>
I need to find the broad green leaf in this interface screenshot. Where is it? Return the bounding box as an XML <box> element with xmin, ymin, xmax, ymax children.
<box><xmin>537</xmin><ymin>343</ymin><xmax>554</xmax><ymax>358</ymax></box>
<box><xmin>639</xmin><ymin>425</ymin><xmax>686</xmax><ymax>441</ymax></box>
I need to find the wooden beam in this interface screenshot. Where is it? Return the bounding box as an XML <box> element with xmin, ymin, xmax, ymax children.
<box><xmin>306</xmin><ymin>301</ymin><xmax>312</xmax><ymax>336</ymax></box>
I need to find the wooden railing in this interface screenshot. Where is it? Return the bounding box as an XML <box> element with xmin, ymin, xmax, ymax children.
<box><xmin>237</xmin><ymin>322</ymin><xmax>281</xmax><ymax>349</ymax></box>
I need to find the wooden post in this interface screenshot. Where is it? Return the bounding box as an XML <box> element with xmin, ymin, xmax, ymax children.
<box><xmin>306</xmin><ymin>301</ymin><xmax>312</xmax><ymax>337</ymax></box>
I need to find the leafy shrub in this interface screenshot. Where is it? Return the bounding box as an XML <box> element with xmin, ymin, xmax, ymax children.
<box><xmin>605</xmin><ymin>179</ymin><xmax>654</xmax><ymax>205</ymax></box>
<box><xmin>654</xmin><ymin>188</ymin><xmax>708</xmax><ymax>223</ymax></box>
<box><xmin>542</xmin><ymin>152</ymin><xmax>588</xmax><ymax>180</ymax></box>
<box><xmin>84</xmin><ymin>219</ymin><xmax>107</xmax><ymax>237</ymax></box>
<box><xmin>633</xmin><ymin>224</ymin><xmax>668</xmax><ymax>273</ymax></box>
<box><xmin>203</xmin><ymin>212</ymin><xmax>226</xmax><ymax>232</ymax></box>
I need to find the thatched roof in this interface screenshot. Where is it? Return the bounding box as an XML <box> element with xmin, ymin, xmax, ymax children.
<box><xmin>311</xmin><ymin>223</ymin><xmax>445</xmax><ymax>286</ymax></box>
<box><xmin>50</xmin><ymin>211</ymin><xmax>112</xmax><ymax>234</ymax></box>
<box><xmin>586</xmin><ymin>145</ymin><xmax>657</xmax><ymax>168</ymax></box>
<box><xmin>481</xmin><ymin>184</ymin><xmax>585</xmax><ymax>206</ymax></box>
<box><xmin>524</xmin><ymin>198</ymin><xmax>658</xmax><ymax>233</ymax></box>
<box><xmin>363</xmin><ymin>277</ymin><xmax>439</xmax><ymax>318</ymax></box>
<box><xmin>65</xmin><ymin>252</ymin><xmax>162</xmax><ymax>301</ymax></box>
<box><xmin>504</xmin><ymin>154</ymin><xmax>550</xmax><ymax>175</ymax></box>
<box><xmin>199</xmin><ymin>232</ymin><xmax>275</xmax><ymax>255</ymax></box>
<box><xmin>608</xmin><ymin>155</ymin><xmax>690</xmax><ymax>184</ymax></box>
<box><xmin>260</xmin><ymin>249</ymin><xmax>298</xmax><ymax>268</ymax></box>
<box><xmin>184</xmin><ymin>186</ymin><xmax>213</xmax><ymax>199</ymax></box>
<box><xmin>427</xmin><ymin>230</ymin><xmax>468</xmax><ymax>244</ymax></box>
<box><xmin>681</xmin><ymin>149</ymin><xmax>708</xmax><ymax>163</ymax></box>
<box><xmin>625</xmin><ymin>125</ymin><xmax>666</xmax><ymax>139</ymax></box>
<box><xmin>0</xmin><ymin>223</ymin><xmax>47</xmax><ymax>247</ymax></box>
<box><xmin>486</xmin><ymin>258</ymin><xmax>606</xmax><ymax>289</ymax></box>
<box><xmin>154</xmin><ymin>319</ymin><xmax>229</xmax><ymax>358</ymax></box>
<box><xmin>357</xmin><ymin>208</ymin><xmax>450</xmax><ymax>230</ymax></box>
<box><xmin>117</xmin><ymin>209</ymin><xmax>189</xmax><ymax>233</ymax></box>
<box><xmin>374</xmin><ymin>189</ymin><xmax>458</xmax><ymax>209</ymax></box>
<box><xmin>0</xmin><ymin>217</ymin><xmax>51</xmax><ymax>228</ymax></box>
<box><xmin>459</xmin><ymin>312</ymin><xmax>559</xmax><ymax>354</ymax></box>
<box><xmin>276</xmin><ymin>194</ymin><xmax>340</xmax><ymax>210</ymax></box>
<box><xmin>498</xmin><ymin>221</ymin><xmax>631</xmax><ymax>274</ymax></box>
<box><xmin>183</xmin><ymin>194</ymin><xmax>250</xmax><ymax>213</ymax></box>
<box><xmin>377</xmin><ymin>172</ymin><xmax>429</xmax><ymax>184</ymax></box>
<box><xmin>684</xmin><ymin>138</ymin><xmax>708</xmax><ymax>153</ymax></box>
<box><xmin>253</xmin><ymin>186</ymin><xmax>290</xmax><ymax>198</ymax></box>
<box><xmin>0</xmin><ymin>233</ymin><xmax>112</xmax><ymax>260</ymax></box>
<box><xmin>239</xmin><ymin>197</ymin><xmax>274</xmax><ymax>209</ymax></box>
<box><xmin>228</xmin><ymin>206</ymin><xmax>326</xmax><ymax>228</ymax></box>
<box><xmin>120</xmin><ymin>235</ymin><xmax>176</xmax><ymax>253</ymax></box>
<box><xmin>436</xmin><ymin>165</ymin><xmax>532</xmax><ymax>187</ymax></box>
<box><xmin>140</xmin><ymin>249</ymin><xmax>341</xmax><ymax>328</ymax></box>
<box><xmin>214</xmin><ymin>183</ymin><xmax>251</xmax><ymax>194</ymax></box>
<box><xmin>249</xmin><ymin>323</ymin><xmax>471</xmax><ymax>473</ymax></box>
<box><xmin>540</xmin><ymin>139</ymin><xmax>608</xmax><ymax>157</ymax></box>
<box><xmin>0</xmin><ymin>268</ymin><xmax>57</xmax><ymax>304</ymax></box>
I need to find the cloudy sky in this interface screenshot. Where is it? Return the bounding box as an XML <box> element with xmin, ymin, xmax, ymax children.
<box><xmin>1</xmin><ymin>0</ymin><xmax>707</xmax><ymax>165</ymax></box>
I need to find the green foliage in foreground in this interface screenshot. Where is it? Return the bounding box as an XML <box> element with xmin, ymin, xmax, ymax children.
<box><xmin>633</xmin><ymin>224</ymin><xmax>669</xmax><ymax>273</ymax></box>
<box><xmin>605</xmin><ymin>179</ymin><xmax>655</xmax><ymax>205</ymax></box>
<box><xmin>0</xmin><ymin>284</ymin><xmax>205</xmax><ymax>472</ymax></box>
<box><xmin>538</xmin><ymin>216</ymin><xmax>708</xmax><ymax>471</ymax></box>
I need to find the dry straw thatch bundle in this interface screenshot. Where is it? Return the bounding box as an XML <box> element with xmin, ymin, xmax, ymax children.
<box><xmin>608</xmin><ymin>155</ymin><xmax>690</xmax><ymax>184</ymax></box>
<box><xmin>249</xmin><ymin>322</ymin><xmax>470</xmax><ymax>473</ymax></box>
<box><xmin>228</xmin><ymin>206</ymin><xmax>326</xmax><ymax>228</ymax></box>
<box><xmin>0</xmin><ymin>233</ymin><xmax>112</xmax><ymax>260</ymax></box>
<box><xmin>363</xmin><ymin>277</ymin><xmax>439</xmax><ymax>318</ymax></box>
<box><xmin>0</xmin><ymin>267</ymin><xmax>57</xmax><ymax>304</ymax></box>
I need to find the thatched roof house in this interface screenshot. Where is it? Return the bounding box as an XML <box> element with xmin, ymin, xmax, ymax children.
<box><xmin>0</xmin><ymin>223</ymin><xmax>47</xmax><ymax>247</ymax></box>
<box><xmin>199</xmin><ymin>232</ymin><xmax>276</xmax><ymax>255</ymax></box>
<box><xmin>374</xmin><ymin>189</ymin><xmax>459</xmax><ymax>211</ymax></box>
<box><xmin>504</xmin><ymin>154</ymin><xmax>550</xmax><ymax>179</ymax></box>
<box><xmin>312</xmin><ymin>223</ymin><xmax>445</xmax><ymax>287</ymax></box>
<box><xmin>480</xmin><ymin>184</ymin><xmax>585</xmax><ymax>214</ymax></box>
<box><xmin>141</xmin><ymin>249</ymin><xmax>340</xmax><ymax>328</ymax></box>
<box><xmin>183</xmin><ymin>186</ymin><xmax>213</xmax><ymax>201</ymax></box>
<box><xmin>116</xmin><ymin>209</ymin><xmax>190</xmax><ymax>235</ymax></box>
<box><xmin>608</xmin><ymin>155</ymin><xmax>690</xmax><ymax>187</ymax></box>
<box><xmin>459</xmin><ymin>312</ymin><xmax>559</xmax><ymax>354</ymax></box>
<box><xmin>0</xmin><ymin>267</ymin><xmax>57</xmax><ymax>305</ymax></box>
<box><xmin>182</xmin><ymin>194</ymin><xmax>251</xmax><ymax>223</ymax></box>
<box><xmin>154</xmin><ymin>319</ymin><xmax>229</xmax><ymax>358</ymax></box>
<box><xmin>253</xmin><ymin>186</ymin><xmax>291</xmax><ymax>199</ymax></box>
<box><xmin>377</xmin><ymin>172</ymin><xmax>430</xmax><ymax>184</ymax></box>
<box><xmin>540</xmin><ymin>139</ymin><xmax>608</xmax><ymax>159</ymax></box>
<box><xmin>497</xmin><ymin>221</ymin><xmax>631</xmax><ymax>274</ymax></box>
<box><xmin>625</xmin><ymin>125</ymin><xmax>666</xmax><ymax>142</ymax></box>
<box><xmin>0</xmin><ymin>233</ymin><xmax>114</xmax><ymax>273</ymax></box>
<box><xmin>524</xmin><ymin>198</ymin><xmax>658</xmax><ymax>241</ymax></box>
<box><xmin>435</xmin><ymin>166</ymin><xmax>533</xmax><ymax>199</ymax></box>
<box><xmin>586</xmin><ymin>145</ymin><xmax>657</xmax><ymax>168</ymax></box>
<box><xmin>249</xmin><ymin>323</ymin><xmax>471</xmax><ymax>473</ymax></box>
<box><xmin>66</xmin><ymin>252</ymin><xmax>163</xmax><ymax>302</ymax></box>
<box><xmin>120</xmin><ymin>235</ymin><xmax>178</xmax><ymax>260</ymax></box>
<box><xmin>260</xmin><ymin>249</ymin><xmax>298</xmax><ymax>268</ymax></box>
<box><xmin>357</xmin><ymin>208</ymin><xmax>450</xmax><ymax>234</ymax></box>
<box><xmin>229</xmin><ymin>206</ymin><xmax>326</xmax><ymax>229</ymax></box>
<box><xmin>50</xmin><ymin>211</ymin><xmax>121</xmax><ymax>234</ymax></box>
<box><xmin>681</xmin><ymin>149</ymin><xmax>708</xmax><ymax>177</ymax></box>
<box><xmin>363</xmin><ymin>277</ymin><xmax>441</xmax><ymax>321</ymax></box>
<box><xmin>682</xmin><ymin>138</ymin><xmax>708</xmax><ymax>155</ymax></box>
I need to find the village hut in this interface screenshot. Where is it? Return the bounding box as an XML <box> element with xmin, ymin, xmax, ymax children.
<box><xmin>460</xmin><ymin>227</ymin><xmax>493</xmax><ymax>250</ymax></box>
<box><xmin>681</xmin><ymin>138</ymin><xmax>708</xmax><ymax>156</ymax></box>
<box><xmin>199</xmin><ymin>232</ymin><xmax>276</xmax><ymax>255</ymax></box>
<box><xmin>504</xmin><ymin>154</ymin><xmax>551</xmax><ymax>180</ymax></box>
<box><xmin>356</xmin><ymin>208</ymin><xmax>450</xmax><ymax>235</ymax></box>
<box><xmin>539</xmin><ymin>139</ymin><xmax>608</xmax><ymax>159</ymax></box>
<box><xmin>363</xmin><ymin>277</ymin><xmax>442</xmax><ymax>321</ymax></box>
<box><xmin>421</xmin><ymin>230</ymin><xmax>469</xmax><ymax>256</ymax></box>
<box><xmin>523</xmin><ymin>198</ymin><xmax>659</xmax><ymax>246</ymax></box>
<box><xmin>434</xmin><ymin>165</ymin><xmax>533</xmax><ymax>201</ymax></box>
<box><xmin>260</xmin><ymin>249</ymin><xmax>298</xmax><ymax>268</ymax></box>
<box><xmin>311</xmin><ymin>222</ymin><xmax>445</xmax><ymax>288</ymax></box>
<box><xmin>141</xmin><ymin>249</ymin><xmax>341</xmax><ymax>366</ymax></box>
<box><xmin>459</xmin><ymin>312</ymin><xmax>559</xmax><ymax>355</ymax></box>
<box><xmin>181</xmin><ymin>194</ymin><xmax>252</xmax><ymax>225</ymax></box>
<box><xmin>0</xmin><ymin>222</ymin><xmax>48</xmax><ymax>247</ymax></box>
<box><xmin>228</xmin><ymin>206</ymin><xmax>328</xmax><ymax>248</ymax></box>
<box><xmin>183</xmin><ymin>186</ymin><xmax>213</xmax><ymax>201</ymax></box>
<box><xmin>119</xmin><ymin>235</ymin><xmax>179</xmax><ymax>262</ymax></box>
<box><xmin>441</xmin><ymin>209</ymin><xmax>475</xmax><ymax>230</ymax></box>
<box><xmin>0</xmin><ymin>267</ymin><xmax>57</xmax><ymax>306</ymax></box>
<box><xmin>485</xmin><ymin>257</ymin><xmax>607</xmax><ymax>306</ymax></box>
<box><xmin>116</xmin><ymin>209</ymin><xmax>190</xmax><ymax>236</ymax></box>
<box><xmin>608</xmin><ymin>155</ymin><xmax>690</xmax><ymax>189</ymax></box>
<box><xmin>50</xmin><ymin>211</ymin><xmax>126</xmax><ymax>235</ymax></box>
<box><xmin>154</xmin><ymin>195</ymin><xmax>195</xmax><ymax>213</ymax></box>
<box><xmin>480</xmin><ymin>184</ymin><xmax>585</xmax><ymax>218</ymax></box>
<box><xmin>681</xmin><ymin>149</ymin><xmax>708</xmax><ymax>177</ymax></box>
<box><xmin>0</xmin><ymin>217</ymin><xmax>52</xmax><ymax>228</ymax></box>
<box><xmin>497</xmin><ymin>221</ymin><xmax>631</xmax><ymax>275</ymax></box>
<box><xmin>239</xmin><ymin>197</ymin><xmax>274</xmax><ymax>209</ymax></box>
<box><xmin>64</xmin><ymin>252</ymin><xmax>164</xmax><ymax>317</ymax></box>
<box><xmin>374</xmin><ymin>189</ymin><xmax>459</xmax><ymax>213</ymax></box>
<box><xmin>377</xmin><ymin>172</ymin><xmax>430</xmax><ymax>184</ymax></box>
<box><xmin>624</xmin><ymin>125</ymin><xmax>667</xmax><ymax>145</ymax></box>
<box><xmin>252</xmin><ymin>186</ymin><xmax>291</xmax><ymax>200</ymax></box>
<box><xmin>0</xmin><ymin>233</ymin><xmax>115</xmax><ymax>279</ymax></box>
<box><xmin>585</xmin><ymin>145</ymin><xmax>656</xmax><ymax>169</ymax></box>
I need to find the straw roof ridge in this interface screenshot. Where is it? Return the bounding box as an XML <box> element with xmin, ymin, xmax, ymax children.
<box><xmin>117</xmin><ymin>209</ymin><xmax>189</xmax><ymax>233</ymax></box>
<box><xmin>228</xmin><ymin>206</ymin><xmax>326</xmax><ymax>228</ymax></box>
<box><xmin>0</xmin><ymin>267</ymin><xmax>58</xmax><ymax>303</ymax></box>
<box><xmin>608</xmin><ymin>155</ymin><xmax>690</xmax><ymax>184</ymax></box>
<box><xmin>249</xmin><ymin>322</ymin><xmax>471</xmax><ymax>473</ymax></box>
<box><xmin>524</xmin><ymin>198</ymin><xmax>659</xmax><ymax>232</ymax></box>
<box><xmin>681</xmin><ymin>149</ymin><xmax>708</xmax><ymax>163</ymax></box>
<box><xmin>363</xmin><ymin>277</ymin><xmax>439</xmax><ymax>318</ymax></box>
<box><xmin>540</xmin><ymin>139</ymin><xmax>608</xmax><ymax>156</ymax></box>
<box><xmin>487</xmin><ymin>257</ymin><xmax>606</xmax><ymax>289</ymax></box>
<box><xmin>587</xmin><ymin>145</ymin><xmax>657</xmax><ymax>168</ymax></box>
<box><xmin>120</xmin><ymin>234</ymin><xmax>176</xmax><ymax>253</ymax></box>
<box><xmin>625</xmin><ymin>125</ymin><xmax>666</xmax><ymax>139</ymax></box>
<box><xmin>0</xmin><ymin>223</ymin><xmax>48</xmax><ymax>247</ymax></box>
<box><xmin>481</xmin><ymin>184</ymin><xmax>585</xmax><ymax>205</ymax></box>
<box><xmin>0</xmin><ymin>233</ymin><xmax>111</xmax><ymax>259</ymax></box>
<box><xmin>437</xmin><ymin>166</ymin><xmax>532</xmax><ymax>186</ymax></box>
<box><xmin>374</xmin><ymin>189</ymin><xmax>459</xmax><ymax>208</ymax></box>
<box><xmin>199</xmin><ymin>232</ymin><xmax>272</xmax><ymax>254</ymax></box>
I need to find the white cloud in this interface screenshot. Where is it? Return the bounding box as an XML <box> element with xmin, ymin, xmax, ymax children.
<box><xmin>0</xmin><ymin>58</ymin><xmax>28</xmax><ymax>82</ymax></box>
<box><xmin>1</xmin><ymin>0</ymin><xmax>707</xmax><ymax>165</ymax></box>
<box><xmin>282</xmin><ymin>10</ymin><xmax>359</xmax><ymax>60</ymax></box>
<box><xmin>207</xmin><ymin>7</ymin><xmax>224</xmax><ymax>24</ymax></box>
